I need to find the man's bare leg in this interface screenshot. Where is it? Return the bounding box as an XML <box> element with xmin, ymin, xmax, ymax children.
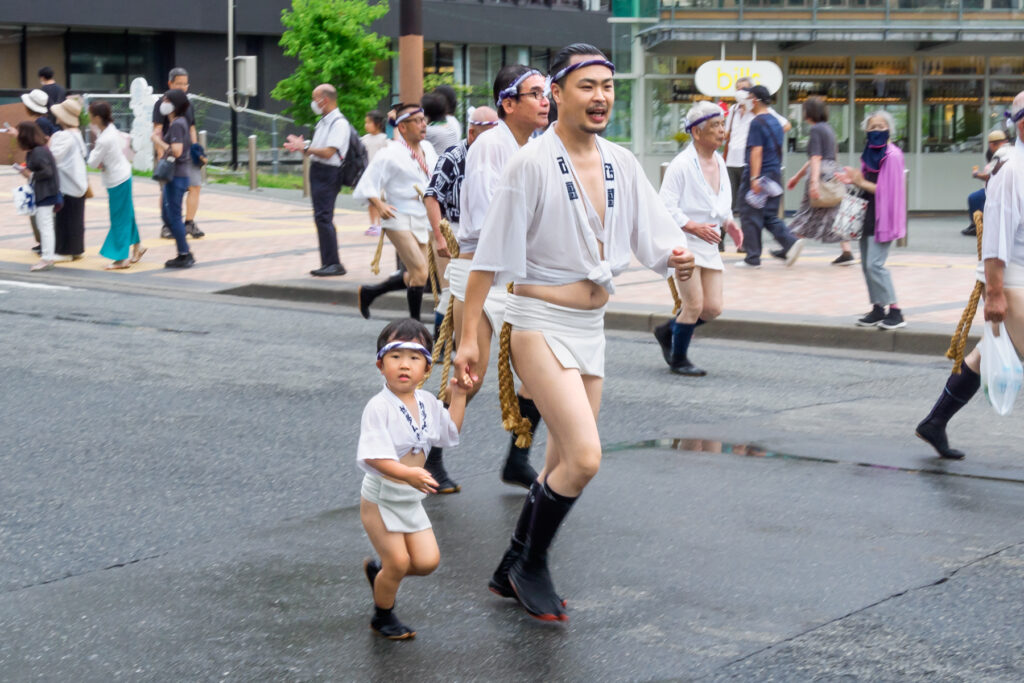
<box><xmin>488</xmin><ymin>330</ymin><xmax>602</xmax><ymax>621</ymax></box>
<box><xmin>384</xmin><ymin>229</ymin><xmax>429</xmax><ymax>319</ymax></box>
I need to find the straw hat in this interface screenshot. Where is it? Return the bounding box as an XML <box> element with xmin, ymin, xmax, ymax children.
<box><xmin>21</xmin><ymin>89</ymin><xmax>48</xmax><ymax>114</ymax></box>
<box><xmin>50</xmin><ymin>98</ymin><xmax>83</xmax><ymax>128</ymax></box>
<box><xmin>988</xmin><ymin>129</ymin><xmax>1008</xmax><ymax>143</ymax></box>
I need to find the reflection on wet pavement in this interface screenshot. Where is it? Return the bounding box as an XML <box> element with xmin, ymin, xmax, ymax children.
<box><xmin>605</xmin><ymin>438</ymin><xmax>1024</xmax><ymax>487</ymax></box>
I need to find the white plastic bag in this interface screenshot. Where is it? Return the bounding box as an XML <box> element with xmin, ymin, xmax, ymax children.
<box><xmin>980</xmin><ymin>322</ymin><xmax>1023</xmax><ymax>416</ymax></box>
<box><xmin>13</xmin><ymin>184</ymin><xmax>35</xmax><ymax>216</ymax></box>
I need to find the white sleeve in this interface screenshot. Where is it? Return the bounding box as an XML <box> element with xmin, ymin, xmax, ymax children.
<box><xmin>328</xmin><ymin>116</ymin><xmax>350</xmax><ymax>158</ymax></box>
<box><xmin>470</xmin><ymin>154</ymin><xmax>535</xmax><ymax>282</ymax></box>
<box><xmin>49</xmin><ymin>132</ymin><xmax>72</xmax><ymax>162</ymax></box>
<box><xmin>462</xmin><ymin>139</ymin><xmax>507</xmax><ymax>237</ymax></box>
<box><xmin>982</xmin><ymin>162</ymin><xmax>1019</xmax><ymax>266</ymax></box>
<box><xmin>631</xmin><ymin>156</ymin><xmax>685</xmax><ymax>278</ymax></box>
<box><xmin>356</xmin><ymin>398</ymin><xmax>399</xmax><ymax>469</ymax></box>
<box><xmin>427</xmin><ymin>394</ymin><xmax>460</xmax><ymax>449</ymax></box>
<box><xmin>770</xmin><ymin>108</ymin><xmax>789</xmax><ymax>129</ymax></box>
<box><xmin>658</xmin><ymin>152</ymin><xmax>691</xmax><ymax>228</ymax></box>
<box><xmin>352</xmin><ymin>151</ymin><xmax>389</xmax><ymax>205</ymax></box>
<box><xmin>87</xmin><ymin>135</ymin><xmax>108</xmax><ymax>168</ymax></box>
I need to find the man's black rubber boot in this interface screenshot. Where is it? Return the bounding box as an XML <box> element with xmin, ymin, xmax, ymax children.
<box><xmin>371</xmin><ymin>605</ymin><xmax>415</xmax><ymax>640</ymax></box>
<box><xmin>358</xmin><ymin>272</ymin><xmax>405</xmax><ymax>319</ymax></box>
<box><xmin>488</xmin><ymin>540</ymin><xmax>524</xmax><ymax>599</ymax></box>
<box><xmin>653</xmin><ymin>318</ymin><xmax>673</xmax><ymax>366</ymax></box>
<box><xmin>501</xmin><ymin>395</ymin><xmax>541</xmax><ymax>488</ymax></box>
<box><xmin>915</xmin><ymin>361</ymin><xmax>979</xmax><ymax>460</ymax></box>
<box><xmin>407</xmin><ymin>285</ymin><xmax>424</xmax><ymax>320</ymax></box>
<box><xmin>425</xmin><ymin>446</ymin><xmax>460</xmax><ymax>494</ymax></box>
<box><xmin>508</xmin><ymin>481</ymin><xmax>576</xmax><ymax>621</ymax></box>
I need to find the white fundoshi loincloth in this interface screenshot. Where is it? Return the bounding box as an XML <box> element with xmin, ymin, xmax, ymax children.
<box><xmin>361</xmin><ymin>473</ymin><xmax>431</xmax><ymax>533</ymax></box>
<box><xmin>445</xmin><ymin>258</ymin><xmax>507</xmax><ymax>334</ymax></box>
<box><xmin>503</xmin><ymin>293</ymin><xmax>606</xmax><ymax>378</ymax></box>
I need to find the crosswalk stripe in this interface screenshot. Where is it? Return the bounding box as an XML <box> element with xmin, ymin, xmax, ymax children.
<box><xmin>0</xmin><ymin>279</ymin><xmax>75</xmax><ymax>291</ymax></box>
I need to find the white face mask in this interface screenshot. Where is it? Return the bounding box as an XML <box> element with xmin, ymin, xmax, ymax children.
<box><xmin>311</xmin><ymin>100</ymin><xmax>323</xmax><ymax>116</ymax></box>
<box><xmin>159</xmin><ymin>101</ymin><xmax>174</xmax><ymax>116</ymax></box>
<box><xmin>742</xmin><ymin>96</ymin><xmax>755</xmax><ymax>111</ymax></box>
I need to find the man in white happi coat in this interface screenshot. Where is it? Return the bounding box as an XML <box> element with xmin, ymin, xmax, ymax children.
<box><xmin>455</xmin><ymin>43</ymin><xmax>696</xmax><ymax>623</ymax></box>
<box><xmin>449</xmin><ymin>66</ymin><xmax>551</xmax><ymax>491</ymax></box>
<box><xmin>916</xmin><ymin>91</ymin><xmax>1024</xmax><ymax>460</ymax></box>
<box><xmin>354</xmin><ymin>103</ymin><xmax>438</xmax><ymax>321</ymax></box>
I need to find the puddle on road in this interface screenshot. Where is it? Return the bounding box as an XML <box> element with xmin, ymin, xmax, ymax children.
<box><xmin>605</xmin><ymin>437</ymin><xmax>1024</xmax><ymax>487</ymax></box>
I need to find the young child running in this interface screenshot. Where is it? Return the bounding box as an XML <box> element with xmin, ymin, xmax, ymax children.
<box><xmin>357</xmin><ymin>318</ymin><xmax>467</xmax><ymax>639</ymax></box>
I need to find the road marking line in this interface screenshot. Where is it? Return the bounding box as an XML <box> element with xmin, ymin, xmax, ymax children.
<box><xmin>0</xmin><ymin>279</ymin><xmax>75</xmax><ymax>290</ymax></box>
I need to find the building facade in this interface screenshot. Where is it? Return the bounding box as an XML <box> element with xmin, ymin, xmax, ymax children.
<box><xmin>0</xmin><ymin>1</ymin><xmax>611</xmax><ymax>113</ymax></box>
<box><xmin>612</xmin><ymin>0</ymin><xmax>1024</xmax><ymax>210</ymax></box>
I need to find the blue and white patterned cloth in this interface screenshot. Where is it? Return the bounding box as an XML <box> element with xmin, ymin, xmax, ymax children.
<box><xmin>424</xmin><ymin>140</ymin><xmax>468</xmax><ymax>224</ymax></box>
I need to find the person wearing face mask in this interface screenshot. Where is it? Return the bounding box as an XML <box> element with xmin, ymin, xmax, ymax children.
<box><xmin>282</xmin><ymin>84</ymin><xmax>351</xmax><ymax>276</ymax></box>
<box><xmin>159</xmin><ymin>89</ymin><xmax>197</xmax><ymax>268</ymax></box>
<box><xmin>836</xmin><ymin>110</ymin><xmax>907</xmax><ymax>330</ymax></box>
<box><xmin>723</xmin><ymin>77</ymin><xmax>791</xmax><ymax>252</ymax></box>
<box><xmin>48</xmin><ymin>97</ymin><xmax>89</xmax><ymax>261</ymax></box>
<box><xmin>151</xmin><ymin>68</ymin><xmax>204</xmax><ymax>240</ymax></box>
<box><xmin>353</xmin><ymin>103</ymin><xmax>438</xmax><ymax>318</ymax></box>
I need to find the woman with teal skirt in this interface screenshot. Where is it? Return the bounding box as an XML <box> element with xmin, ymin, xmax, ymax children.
<box><xmin>87</xmin><ymin>101</ymin><xmax>146</xmax><ymax>269</ymax></box>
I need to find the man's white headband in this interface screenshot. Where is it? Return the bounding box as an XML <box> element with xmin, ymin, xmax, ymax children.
<box><xmin>496</xmin><ymin>69</ymin><xmax>543</xmax><ymax>107</ymax></box>
<box><xmin>395</xmin><ymin>107</ymin><xmax>423</xmax><ymax>125</ymax></box>
<box><xmin>684</xmin><ymin>111</ymin><xmax>723</xmax><ymax>133</ymax></box>
<box><xmin>469</xmin><ymin>119</ymin><xmax>500</xmax><ymax>127</ymax></box>
<box><xmin>548</xmin><ymin>58</ymin><xmax>615</xmax><ymax>87</ymax></box>
<box><xmin>377</xmin><ymin>341</ymin><xmax>432</xmax><ymax>365</ymax></box>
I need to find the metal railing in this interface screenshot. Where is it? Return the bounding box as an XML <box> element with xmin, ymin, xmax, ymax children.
<box><xmin>616</xmin><ymin>0</ymin><xmax>1023</xmax><ymax>17</ymax></box>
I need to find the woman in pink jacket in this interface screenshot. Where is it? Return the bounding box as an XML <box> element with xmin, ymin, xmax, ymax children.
<box><xmin>838</xmin><ymin>110</ymin><xmax>907</xmax><ymax>330</ymax></box>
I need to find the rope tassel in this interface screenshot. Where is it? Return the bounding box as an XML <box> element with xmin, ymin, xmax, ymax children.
<box><xmin>426</xmin><ymin>219</ymin><xmax>460</xmax><ymax>399</ymax></box>
<box><xmin>498</xmin><ymin>283</ymin><xmax>533</xmax><ymax>448</ymax></box>
<box><xmin>945</xmin><ymin>210</ymin><xmax>984</xmax><ymax>374</ymax></box>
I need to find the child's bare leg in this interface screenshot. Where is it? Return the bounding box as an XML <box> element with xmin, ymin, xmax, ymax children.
<box><xmin>360</xmin><ymin>498</ymin><xmax>416</xmax><ymax>639</ymax></box>
<box><xmin>404</xmin><ymin>528</ymin><xmax>440</xmax><ymax>576</ymax></box>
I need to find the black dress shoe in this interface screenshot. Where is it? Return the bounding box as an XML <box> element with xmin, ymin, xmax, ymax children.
<box><xmin>961</xmin><ymin>225</ymin><xmax>977</xmax><ymax>237</ymax></box>
<box><xmin>164</xmin><ymin>253</ymin><xmax>195</xmax><ymax>269</ymax></box>
<box><xmin>310</xmin><ymin>263</ymin><xmax>347</xmax><ymax>277</ymax></box>
<box><xmin>670</xmin><ymin>357</ymin><xmax>707</xmax><ymax>377</ymax></box>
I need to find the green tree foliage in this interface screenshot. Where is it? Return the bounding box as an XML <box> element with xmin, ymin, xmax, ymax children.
<box><xmin>272</xmin><ymin>0</ymin><xmax>392</xmax><ymax>132</ymax></box>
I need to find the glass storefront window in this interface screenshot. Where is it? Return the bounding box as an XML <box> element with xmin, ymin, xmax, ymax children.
<box><xmin>921</xmin><ymin>56</ymin><xmax>983</xmax><ymax>76</ymax></box>
<box><xmin>788</xmin><ymin>57</ymin><xmax>849</xmax><ymax>76</ymax></box>
<box><xmin>854</xmin><ymin>57</ymin><xmax>911</xmax><ymax>76</ymax></box>
<box><xmin>646</xmin><ymin>78</ymin><xmax>703</xmax><ymax>154</ymax></box>
<box><xmin>989</xmin><ymin>77</ymin><xmax>1024</xmax><ymax>133</ymax></box>
<box><xmin>611</xmin><ymin>23</ymin><xmax>633</xmax><ymax>74</ymax></box>
<box><xmin>644</xmin><ymin>55</ymin><xmax>711</xmax><ymax>76</ymax></box>
<box><xmin>853</xmin><ymin>79</ymin><xmax>910</xmax><ymax>151</ymax></box>
<box><xmin>922</xmin><ymin>79</ymin><xmax>983</xmax><ymax>153</ymax></box>
<box><xmin>787</xmin><ymin>80</ymin><xmax>850</xmax><ymax>153</ymax></box>
<box><xmin>990</xmin><ymin>57</ymin><xmax>1024</xmax><ymax>77</ymax></box>
<box><xmin>531</xmin><ymin>47</ymin><xmax>551</xmax><ymax>74</ymax></box>
<box><xmin>606</xmin><ymin>77</ymin><xmax>632</xmax><ymax>146</ymax></box>
<box><xmin>436</xmin><ymin>44</ymin><xmax>455</xmax><ymax>77</ymax></box>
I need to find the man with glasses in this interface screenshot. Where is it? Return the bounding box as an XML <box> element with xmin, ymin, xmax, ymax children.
<box><xmin>354</xmin><ymin>103</ymin><xmax>439</xmax><ymax>317</ymax></box>
<box><xmin>723</xmin><ymin>77</ymin><xmax>791</xmax><ymax>251</ymax></box>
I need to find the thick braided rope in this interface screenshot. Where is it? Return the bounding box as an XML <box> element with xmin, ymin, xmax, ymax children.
<box><xmin>369</xmin><ymin>227</ymin><xmax>386</xmax><ymax>275</ymax></box>
<box><xmin>432</xmin><ymin>219</ymin><xmax>461</xmax><ymax>401</ymax></box>
<box><xmin>427</xmin><ymin>240</ymin><xmax>440</xmax><ymax>306</ymax></box>
<box><xmin>945</xmin><ymin>210</ymin><xmax>984</xmax><ymax>374</ymax></box>
<box><xmin>498</xmin><ymin>283</ymin><xmax>532</xmax><ymax>448</ymax></box>
<box><xmin>668</xmin><ymin>276</ymin><xmax>682</xmax><ymax>315</ymax></box>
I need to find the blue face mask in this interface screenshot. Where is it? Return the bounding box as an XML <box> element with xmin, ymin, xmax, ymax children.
<box><xmin>866</xmin><ymin>129</ymin><xmax>889</xmax><ymax>147</ymax></box>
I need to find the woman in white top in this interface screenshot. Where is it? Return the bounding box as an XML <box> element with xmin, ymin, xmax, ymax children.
<box><xmin>48</xmin><ymin>98</ymin><xmax>89</xmax><ymax>260</ymax></box>
<box><xmin>656</xmin><ymin>101</ymin><xmax>742</xmax><ymax>376</ymax></box>
<box><xmin>87</xmin><ymin>101</ymin><xmax>145</xmax><ymax>269</ymax></box>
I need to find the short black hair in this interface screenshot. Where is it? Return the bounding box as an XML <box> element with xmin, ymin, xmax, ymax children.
<box><xmin>365</xmin><ymin>110</ymin><xmax>385</xmax><ymax>131</ymax></box>
<box><xmin>433</xmin><ymin>85</ymin><xmax>457</xmax><ymax>115</ymax></box>
<box><xmin>421</xmin><ymin>93</ymin><xmax>447</xmax><ymax>123</ymax></box>
<box><xmin>549</xmin><ymin>43</ymin><xmax>608</xmax><ymax>87</ymax></box>
<box><xmin>802</xmin><ymin>96</ymin><xmax>828</xmax><ymax>123</ymax></box>
<box><xmin>38</xmin><ymin>66</ymin><xmax>54</xmax><ymax>80</ymax></box>
<box><xmin>164</xmin><ymin>89</ymin><xmax>190</xmax><ymax>117</ymax></box>
<box><xmin>376</xmin><ymin>319</ymin><xmax>433</xmax><ymax>355</ymax></box>
<box><xmin>749</xmin><ymin>85</ymin><xmax>772</xmax><ymax>104</ymax></box>
<box><xmin>493</xmin><ymin>65</ymin><xmax>535</xmax><ymax>120</ymax></box>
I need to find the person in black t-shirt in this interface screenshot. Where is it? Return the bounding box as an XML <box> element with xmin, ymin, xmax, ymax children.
<box><xmin>151</xmin><ymin>67</ymin><xmax>204</xmax><ymax>239</ymax></box>
<box><xmin>38</xmin><ymin>67</ymin><xmax>66</xmax><ymax>126</ymax></box>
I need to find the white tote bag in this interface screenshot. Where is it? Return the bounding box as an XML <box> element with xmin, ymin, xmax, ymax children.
<box><xmin>14</xmin><ymin>184</ymin><xmax>36</xmax><ymax>216</ymax></box>
<box><xmin>980</xmin><ymin>322</ymin><xmax>1023</xmax><ymax>416</ymax></box>
<box><xmin>832</xmin><ymin>189</ymin><xmax>868</xmax><ymax>241</ymax></box>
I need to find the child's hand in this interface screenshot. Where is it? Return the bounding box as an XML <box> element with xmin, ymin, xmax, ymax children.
<box><xmin>406</xmin><ymin>467</ymin><xmax>438</xmax><ymax>494</ymax></box>
<box><xmin>448</xmin><ymin>377</ymin><xmax>467</xmax><ymax>396</ymax></box>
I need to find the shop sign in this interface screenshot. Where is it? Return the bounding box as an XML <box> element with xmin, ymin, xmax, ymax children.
<box><xmin>694</xmin><ymin>60</ymin><xmax>784</xmax><ymax>98</ymax></box>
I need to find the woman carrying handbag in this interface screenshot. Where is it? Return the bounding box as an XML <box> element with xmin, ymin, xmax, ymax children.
<box><xmin>837</xmin><ymin>110</ymin><xmax>907</xmax><ymax>330</ymax></box>
<box><xmin>786</xmin><ymin>97</ymin><xmax>853</xmax><ymax>265</ymax></box>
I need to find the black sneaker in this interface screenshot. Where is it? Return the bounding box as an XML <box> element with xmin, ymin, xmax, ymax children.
<box><xmin>770</xmin><ymin>248</ymin><xmax>786</xmax><ymax>260</ymax></box>
<box><xmin>832</xmin><ymin>251</ymin><xmax>855</xmax><ymax>266</ymax></box>
<box><xmin>961</xmin><ymin>224</ymin><xmax>977</xmax><ymax>237</ymax></box>
<box><xmin>164</xmin><ymin>253</ymin><xmax>196</xmax><ymax>269</ymax></box>
<box><xmin>879</xmin><ymin>307</ymin><xmax>906</xmax><ymax>330</ymax></box>
<box><xmin>185</xmin><ymin>220</ymin><xmax>205</xmax><ymax>238</ymax></box>
<box><xmin>856</xmin><ymin>305</ymin><xmax>886</xmax><ymax>327</ymax></box>
<box><xmin>160</xmin><ymin>225</ymin><xmax>173</xmax><ymax>239</ymax></box>
<box><xmin>31</xmin><ymin>244</ymin><xmax>41</xmax><ymax>254</ymax></box>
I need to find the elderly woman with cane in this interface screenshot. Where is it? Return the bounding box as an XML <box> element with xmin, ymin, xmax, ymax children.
<box><xmin>837</xmin><ymin>109</ymin><xmax>907</xmax><ymax>330</ymax></box>
<box><xmin>654</xmin><ymin>101</ymin><xmax>742</xmax><ymax>376</ymax></box>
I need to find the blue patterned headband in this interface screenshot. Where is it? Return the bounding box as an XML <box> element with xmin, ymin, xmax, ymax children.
<box><xmin>684</xmin><ymin>111</ymin><xmax>723</xmax><ymax>133</ymax></box>
<box><xmin>395</xmin><ymin>107</ymin><xmax>423</xmax><ymax>125</ymax></box>
<box><xmin>549</xmin><ymin>58</ymin><xmax>615</xmax><ymax>86</ymax></box>
<box><xmin>496</xmin><ymin>70</ymin><xmax>542</xmax><ymax>107</ymax></box>
<box><xmin>377</xmin><ymin>341</ymin><xmax>432</xmax><ymax>365</ymax></box>
<box><xmin>1005</xmin><ymin>108</ymin><xmax>1024</xmax><ymax>124</ymax></box>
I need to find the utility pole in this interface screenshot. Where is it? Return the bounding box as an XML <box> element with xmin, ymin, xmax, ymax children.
<box><xmin>227</xmin><ymin>0</ymin><xmax>240</xmax><ymax>169</ymax></box>
<box><xmin>398</xmin><ymin>0</ymin><xmax>424</xmax><ymax>104</ymax></box>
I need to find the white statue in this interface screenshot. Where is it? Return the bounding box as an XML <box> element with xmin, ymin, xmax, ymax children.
<box><xmin>129</xmin><ymin>77</ymin><xmax>156</xmax><ymax>172</ymax></box>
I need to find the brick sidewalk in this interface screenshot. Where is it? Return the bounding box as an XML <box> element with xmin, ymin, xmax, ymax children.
<box><xmin>0</xmin><ymin>171</ymin><xmax>982</xmax><ymax>331</ymax></box>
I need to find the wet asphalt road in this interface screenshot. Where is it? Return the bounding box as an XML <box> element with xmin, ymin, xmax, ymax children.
<box><xmin>1</xmin><ymin>276</ymin><xmax>1023</xmax><ymax>681</ymax></box>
